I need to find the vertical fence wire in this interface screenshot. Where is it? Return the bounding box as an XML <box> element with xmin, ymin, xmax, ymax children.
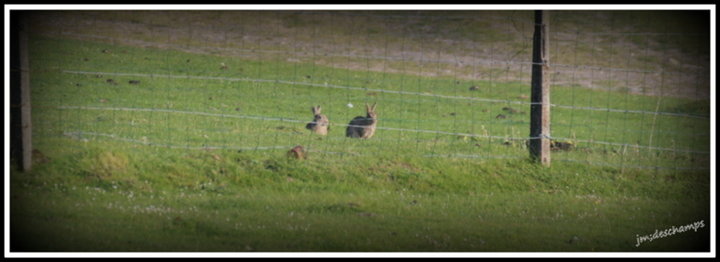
<box><xmin>395</xmin><ymin>18</ymin><xmax>408</xmax><ymax>157</ymax></box>
<box><xmin>430</xmin><ymin>17</ymin><xmax>444</xmax><ymax>157</ymax></box>
<box><xmin>414</xmin><ymin>24</ymin><xmax>426</xmax><ymax>153</ymax></box>
<box><xmin>304</xmin><ymin>12</ymin><xmax>319</xmax><ymax>157</ymax></box>
<box><xmin>601</xmin><ymin>14</ymin><xmax>616</xmax><ymax>153</ymax></box>
<box><xmin>27</xmin><ymin>10</ymin><xmax>711</xmax><ymax>172</ymax></box>
<box><xmin>252</xmin><ymin>13</ymin><xmax>264</xmax><ymax>152</ymax></box>
<box><xmin>271</xmin><ymin>12</ymin><xmax>282</xmax><ymax>154</ymax></box>
<box><xmin>618</xmin><ymin>30</ymin><xmax>633</xmax><ymax>174</ymax></box>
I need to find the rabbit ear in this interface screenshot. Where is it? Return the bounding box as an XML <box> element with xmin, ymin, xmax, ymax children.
<box><xmin>316</xmin><ymin>106</ymin><xmax>322</xmax><ymax>114</ymax></box>
<box><xmin>365</xmin><ymin>103</ymin><xmax>377</xmax><ymax>113</ymax></box>
<box><xmin>311</xmin><ymin>106</ymin><xmax>319</xmax><ymax>114</ymax></box>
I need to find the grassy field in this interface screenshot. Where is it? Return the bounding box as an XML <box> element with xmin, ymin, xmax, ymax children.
<box><xmin>10</xmin><ymin>11</ymin><xmax>711</xmax><ymax>253</ymax></box>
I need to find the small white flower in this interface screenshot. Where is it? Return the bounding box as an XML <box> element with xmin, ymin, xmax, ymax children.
<box><xmin>347</xmin><ymin>103</ymin><xmax>354</xmax><ymax>108</ymax></box>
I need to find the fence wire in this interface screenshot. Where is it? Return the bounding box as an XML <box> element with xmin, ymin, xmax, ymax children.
<box><xmin>26</xmin><ymin>10</ymin><xmax>711</xmax><ymax>172</ymax></box>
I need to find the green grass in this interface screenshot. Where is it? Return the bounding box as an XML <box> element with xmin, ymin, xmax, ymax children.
<box><xmin>10</xmin><ymin>21</ymin><xmax>711</xmax><ymax>253</ymax></box>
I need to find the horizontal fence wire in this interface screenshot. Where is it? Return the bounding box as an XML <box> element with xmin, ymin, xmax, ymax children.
<box><xmin>56</xmin><ymin>105</ymin><xmax>710</xmax><ymax>155</ymax></box>
<box><xmin>59</xmin><ymin>130</ymin><xmax>710</xmax><ymax>172</ymax></box>
<box><xmin>553</xmin><ymin>159</ymin><xmax>711</xmax><ymax>171</ymax></box>
<box><xmin>61</xmin><ymin>70</ymin><xmax>710</xmax><ymax>119</ymax></box>
<box><xmin>56</xmin><ymin>105</ymin><xmax>536</xmax><ymax>141</ymax></box>
<box><xmin>29</xmin><ymin>11</ymin><xmax>710</xmax><ymax>174</ymax></box>
<box><xmin>62</xmin><ymin>131</ymin><xmax>293</xmax><ymax>151</ymax></box>
<box><xmin>60</xmin><ymin>130</ymin><xmax>709</xmax><ymax>172</ymax></box>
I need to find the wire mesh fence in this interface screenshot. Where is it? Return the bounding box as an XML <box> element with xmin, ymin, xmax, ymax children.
<box><xmin>24</xmin><ymin>10</ymin><xmax>711</xmax><ymax>172</ymax></box>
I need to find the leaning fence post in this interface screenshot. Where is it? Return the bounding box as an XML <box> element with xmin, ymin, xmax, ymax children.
<box><xmin>529</xmin><ymin>10</ymin><xmax>551</xmax><ymax>166</ymax></box>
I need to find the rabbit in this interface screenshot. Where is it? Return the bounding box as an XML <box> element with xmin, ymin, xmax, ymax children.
<box><xmin>287</xmin><ymin>145</ymin><xmax>306</xmax><ymax>159</ymax></box>
<box><xmin>305</xmin><ymin>106</ymin><xmax>329</xmax><ymax>135</ymax></box>
<box><xmin>346</xmin><ymin>102</ymin><xmax>377</xmax><ymax>139</ymax></box>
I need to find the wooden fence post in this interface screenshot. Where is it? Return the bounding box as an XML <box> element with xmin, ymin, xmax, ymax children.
<box><xmin>529</xmin><ymin>10</ymin><xmax>551</xmax><ymax>166</ymax></box>
<box><xmin>19</xmin><ymin>13</ymin><xmax>33</xmax><ymax>171</ymax></box>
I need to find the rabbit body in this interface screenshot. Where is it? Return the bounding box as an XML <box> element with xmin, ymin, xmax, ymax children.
<box><xmin>306</xmin><ymin>106</ymin><xmax>329</xmax><ymax>135</ymax></box>
<box><xmin>346</xmin><ymin>103</ymin><xmax>377</xmax><ymax>139</ymax></box>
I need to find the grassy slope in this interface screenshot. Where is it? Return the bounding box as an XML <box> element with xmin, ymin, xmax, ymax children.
<box><xmin>11</xmin><ymin>10</ymin><xmax>711</xmax><ymax>252</ymax></box>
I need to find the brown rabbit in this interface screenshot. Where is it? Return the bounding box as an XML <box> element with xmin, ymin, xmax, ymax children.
<box><xmin>346</xmin><ymin>103</ymin><xmax>377</xmax><ymax>139</ymax></box>
<box><xmin>305</xmin><ymin>106</ymin><xmax>329</xmax><ymax>135</ymax></box>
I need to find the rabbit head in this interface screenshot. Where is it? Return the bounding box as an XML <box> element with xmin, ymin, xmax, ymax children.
<box><xmin>365</xmin><ymin>102</ymin><xmax>377</xmax><ymax>120</ymax></box>
<box><xmin>311</xmin><ymin>106</ymin><xmax>329</xmax><ymax>124</ymax></box>
<box><xmin>306</xmin><ymin>105</ymin><xmax>329</xmax><ymax>135</ymax></box>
